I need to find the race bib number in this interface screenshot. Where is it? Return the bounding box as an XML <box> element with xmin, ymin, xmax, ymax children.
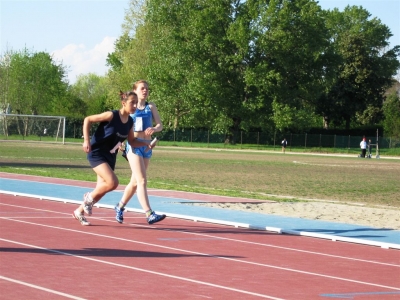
<box><xmin>135</xmin><ymin>117</ymin><xmax>143</xmax><ymax>131</ymax></box>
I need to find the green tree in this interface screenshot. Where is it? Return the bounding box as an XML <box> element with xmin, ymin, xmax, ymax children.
<box><xmin>320</xmin><ymin>6</ymin><xmax>400</xmax><ymax>130</ymax></box>
<box><xmin>56</xmin><ymin>91</ymin><xmax>87</xmax><ymax>119</ymax></box>
<box><xmin>145</xmin><ymin>0</ymin><xmax>332</xmax><ymax>134</ymax></box>
<box><xmin>110</xmin><ymin>0</ymin><xmax>334</xmax><ymax>135</ymax></box>
<box><xmin>146</xmin><ymin>0</ymin><xmax>247</xmax><ymax>135</ymax></box>
<box><xmin>70</xmin><ymin>73</ymin><xmax>109</xmax><ymax>116</ymax></box>
<box><xmin>108</xmin><ymin>0</ymin><xmax>399</xmax><ymax>136</ymax></box>
<box><xmin>272</xmin><ymin>100</ymin><xmax>320</xmax><ymax>133</ymax></box>
<box><xmin>239</xmin><ymin>0</ymin><xmax>331</xmax><ymax>133</ymax></box>
<box><xmin>0</xmin><ymin>50</ymin><xmax>12</xmax><ymax>113</ymax></box>
<box><xmin>0</xmin><ymin>48</ymin><xmax>68</xmax><ymax>116</ymax></box>
<box><xmin>106</xmin><ymin>0</ymin><xmax>151</xmax><ymax>105</ymax></box>
<box><xmin>382</xmin><ymin>91</ymin><xmax>400</xmax><ymax>139</ymax></box>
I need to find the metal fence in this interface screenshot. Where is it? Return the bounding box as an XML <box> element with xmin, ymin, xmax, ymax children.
<box><xmin>50</xmin><ymin>120</ymin><xmax>398</xmax><ymax>150</ymax></box>
<box><xmin>1</xmin><ymin>122</ymin><xmax>399</xmax><ymax>150</ymax></box>
<box><xmin>157</xmin><ymin>129</ymin><xmax>399</xmax><ymax>149</ymax></box>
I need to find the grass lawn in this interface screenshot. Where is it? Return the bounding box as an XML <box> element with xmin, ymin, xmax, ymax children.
<box><xmin>0</xmin><ymin>141</ymin><xmax>399</xmax><ymax>208</ymax></box>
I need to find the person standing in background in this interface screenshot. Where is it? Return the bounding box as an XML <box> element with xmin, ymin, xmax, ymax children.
<box><xmin>360</xmin><ymin>137</ymin><xmax>367</xmax><ymax>158</ymax></box>
<box><xmin>281</xmin><ymin>138</ymin><xmax>287</xmax><ymax>153</ymax></box>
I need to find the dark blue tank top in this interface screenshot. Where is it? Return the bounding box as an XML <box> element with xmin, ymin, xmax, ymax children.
<box><xmin>90</xmin><ymin>110</ymin><xmax>133</xmax><ymax>154</ymax></box>
<box><xmin>132</xmin><ymin>102</ymin><xmax>153</xmax><ymax>132</ymax></box>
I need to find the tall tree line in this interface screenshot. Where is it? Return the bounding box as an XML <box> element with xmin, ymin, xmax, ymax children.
<box><xmin>106</xmin><ymin>0</ymin><xmax>399</xmax><ymax>135</ymax></box>
<box><xmin>0</xmin><ymin>48</ymin><xmax>68</xmax><ymax>116</ymax></box>
<box><xmin>1</xmin><ymin>0</ymin><xmax>399</xmax><ymax>138</ymax></box>
<box><xmin>0</xmin><ymin>49</ymin><xmax>110</xmax><ymax>119</ymax></box>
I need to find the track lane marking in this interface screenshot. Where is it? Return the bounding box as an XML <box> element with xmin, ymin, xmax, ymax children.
<box><xmin>0</xmin><ymin>202</ymin><xmax>399</xmax><ymax>268</ymax></box>
<box><xmin>0</xmin><ymin>238</ymin><xmax>284</xmax><ymax>300</ymax></box>
<box><xmin>0</xmin><ymin>275</ymin><xmax>86</xmax><ymax>300</ymax></box>
<box><xmin>1</xmin><ymin>217</ymin><xmax>400</xmax><ymax>291</ymax></box>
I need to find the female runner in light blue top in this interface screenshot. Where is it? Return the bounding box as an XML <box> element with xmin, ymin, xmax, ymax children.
<box><xmin>115</xmin><ymin>80</ymin><xmax>166</xmax><ymax>224</ymax></box>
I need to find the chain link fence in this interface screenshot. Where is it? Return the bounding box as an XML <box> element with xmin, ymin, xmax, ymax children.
<box><xmin>1</xmin><ymin>119</ymin><xmax>399</xmax><ymax>151</ymax></box>
<box><xmin>156</xmin><ymin>129</ymin><xmax>400</xmax><ymax>150</ymax></box>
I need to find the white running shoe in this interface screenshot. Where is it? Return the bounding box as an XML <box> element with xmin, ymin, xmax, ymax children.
<box><xmin>73</xmin><ymin>210</ymin><xmax>91</xmax><ymax>226</ymax></box>
<box><xmin>83</xmin><ymin>192</ymin><xmax>94</xmax><ymax>216</ymax></box>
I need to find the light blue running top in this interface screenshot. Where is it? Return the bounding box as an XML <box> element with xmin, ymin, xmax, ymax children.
<box><xmin>132</xmin><ymin>102</ymin><xmax>153</xmax><ymax>132</ymax></box>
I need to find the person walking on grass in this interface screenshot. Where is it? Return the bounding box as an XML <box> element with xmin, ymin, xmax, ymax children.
<box><xmin>281</xmin><ymin>138</ymin><xmax>287</xmax><ymax>153</ymax></box>
<box><xmin>115</xmin><ymin>80</ymin><xmax>166</xmax><ymax>225</ymax></box>
<box><xmin>73</xmin><ymin>91</ymin><xmax>151</xmax><ymax>226</ymax></box>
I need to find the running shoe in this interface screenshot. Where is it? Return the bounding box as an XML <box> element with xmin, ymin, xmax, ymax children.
<box><xmin>83</xmin><ymin>192</ymin><xmax>94</xmax><ymax>216</ymax></box>
<box><xmin>121</xmin><ymin>149</ymin><xmax>128</xmax><ymax>161</ymax></box>
<box><xmin>73</xmin><ymin>210</ymin><xmax>90</xmax><ymax>226</ymax></box>
<box><xmin>147</xmin><ymin>212</ymin><xmax>166</xmax><ymax>224</ymax></box>
<box><xmin>114</xmin><ymin>204</ymin><xmax>125</xmax><ymax>224</ymax></box>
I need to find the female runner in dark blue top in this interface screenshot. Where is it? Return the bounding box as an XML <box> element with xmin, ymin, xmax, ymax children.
<box><xmin>73</xmin><ymin>91</ymin><xmax>151</xmax><ymax>226</ymax></box>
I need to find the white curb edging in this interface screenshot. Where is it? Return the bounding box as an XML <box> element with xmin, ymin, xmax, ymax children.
<box><xmin>1</xmin><ymin>191</ymin><xmax>399</xmax><ymax>250</ymax></box>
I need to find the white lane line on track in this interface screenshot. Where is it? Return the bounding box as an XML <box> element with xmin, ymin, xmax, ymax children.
<box><xmin>0</xmin><ymin>202</ymin><xmax>398</xmax><ymax>268</ymax></box>
<box><xmin>1</xmin><ymin>216</ymin><xmax>400</xmax><ymax>291</ymax></box>
<box><xmin>0</xmin><ymin>238</ymin><xmax>284</xmax><ymax>300</ymax></box>
<box><xmin>2</xmin><ymin>189</ymin><xmax>399</xmax><ymax>249</ymax></box>
<box><xmin>0</xmin><ymin>216</ymin><xmax>142</xmax><ymax>219</ymax></box>
<box><xmin>157</xmin><ymin>228</ymin><xmax>400</xmax><ymax>268</ymax></box>
<box><xmin>0</xmin><ymin>275</ymin><xmax>86</xmax><ymax>300</ymax></box>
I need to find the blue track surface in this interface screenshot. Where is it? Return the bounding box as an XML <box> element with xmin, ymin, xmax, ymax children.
<box><xmin>1</xmin><ymin>178</ymin><xmax>399</xmax><ymax>248</ymax></box>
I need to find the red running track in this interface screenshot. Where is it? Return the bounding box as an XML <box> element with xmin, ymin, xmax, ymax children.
<box><xmin>0</xmin><ymin>182</ymin><xmax>400</xmax><ymax>299</ymax></box>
